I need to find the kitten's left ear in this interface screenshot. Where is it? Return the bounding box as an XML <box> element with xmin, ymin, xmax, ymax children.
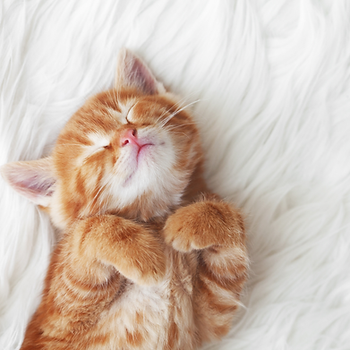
<box><xmin>0</xmin><ymin>157</ymin><xmax>56</xmax><ymax>208</ymax></box>
<box><xmin>115</xmin><ymin>48</ymin><xmax>165</xmax><ymax>95</ymax></box>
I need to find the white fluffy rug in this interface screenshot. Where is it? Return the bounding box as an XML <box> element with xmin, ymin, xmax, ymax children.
<box><xmin>1</xmin><ymin>1</ymin><xmax>350</xmax><ymax>349</ymax></box>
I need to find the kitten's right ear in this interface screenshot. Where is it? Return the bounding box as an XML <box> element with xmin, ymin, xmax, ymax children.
<box><xmin>0</xmin><ymin>157</ymin><xmax>56</xmax><ymax>208</ymax></box>
<box><xmin>115</xmin><ymin>48</ymin><xmax>165</xmax><ymax>95</ymax></box>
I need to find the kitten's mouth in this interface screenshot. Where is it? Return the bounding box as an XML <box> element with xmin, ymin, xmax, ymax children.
<box><xmin>123</xmin><ymin>143</ymin><xmax>154</xmax><ymax>187</ymax></box>
<box><xmin>137</xmin><ymin>143</ymin><xmax>154</xmax><ymax>160</ymax></box>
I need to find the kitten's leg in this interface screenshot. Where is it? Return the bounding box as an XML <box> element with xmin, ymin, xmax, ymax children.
<box><xmin>163</xmin><ymin>195</ymin><xmax>248</xmax><ymax>341</ymax></box>
<box><xmin>70</xmin><ymin>214</ymin><xmax>166</xmax><ymax>286</ymax></box>
<box><xmin>20</xmin><ymin>215</ymin><xmax>166</xmax><ymax>349</ymax></box>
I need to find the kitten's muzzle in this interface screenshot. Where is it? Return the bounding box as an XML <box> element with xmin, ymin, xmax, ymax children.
<box><xmin>120</xmin><ymin>128</ymin><xmax>155</xmax><ymax>160</ymax></box>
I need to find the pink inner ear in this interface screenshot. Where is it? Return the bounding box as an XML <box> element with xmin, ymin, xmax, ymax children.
<box><xmin>117</xmin><ymin>49</ymin><xmax>160</xmax><ymax>95</ymax></box>
<box><xmin>20</xmin><ymin>175</ymin><xmax>55</xmax><ymax>197</ymax></box>
<box><xmin>127</xmin><ymin>57</ymin><xmax>158</xmax><ymax>95</ymax></box>
<box><xmin>0</xmin><ymin>158</ymin><xmax>55</xmax><ymax>206</ymax></box>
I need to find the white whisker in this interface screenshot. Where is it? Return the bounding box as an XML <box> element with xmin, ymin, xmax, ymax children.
<box><xmin>160</xmin><ymin>99</ymin><xmax>201</xmax><ymax>127</ymax></box>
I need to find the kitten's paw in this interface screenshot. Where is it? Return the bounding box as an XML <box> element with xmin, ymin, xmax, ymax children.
<box><xmin>77</xmin><ymin>216</ymin><xmax>166</xmax><ymax>286</ymax></box>
<box><xmin>163</xmin><ymin>200</ymin><xmax>244</xmax><ymax>252</ymax></box>
<box><xmin>114</xmin><ymin>225</ymin><xmax>166</xmax><ymax>286</ymax></box>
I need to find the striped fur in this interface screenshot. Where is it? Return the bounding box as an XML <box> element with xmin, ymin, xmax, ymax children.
<box><xmin>2</xmin><ymin>50</ymin><xmax>248</xmax><ymax>349</ymax></box>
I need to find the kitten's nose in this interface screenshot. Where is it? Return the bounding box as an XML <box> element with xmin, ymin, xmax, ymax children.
<box><xmin>120</xmin><ymin>128</ymin><xmax>139</xmax><ymax>147</ymax></box>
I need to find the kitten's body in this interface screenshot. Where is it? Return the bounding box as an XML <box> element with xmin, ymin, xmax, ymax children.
<box><xmin>2</xmin><ymin>50</ymin><xmax>248</xmax><ymax>350</ymax></box>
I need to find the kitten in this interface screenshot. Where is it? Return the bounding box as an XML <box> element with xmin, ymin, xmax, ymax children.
<box><xmin>1</xmin><ymin>49</ymin><xmax>248</xmax><ymax>350</ymax></box>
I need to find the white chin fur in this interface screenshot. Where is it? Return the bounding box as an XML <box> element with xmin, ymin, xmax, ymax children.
<box><xmin>104</xmin><ymin>127</ymin><xmax>180</xmax><ymax>211</ymax></box>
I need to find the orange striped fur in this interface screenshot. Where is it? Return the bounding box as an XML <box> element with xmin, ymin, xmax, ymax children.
<box><xmin>1</xmin><ymin>49</ymin><xmax>248</xmax><ymax>350</ymax></box>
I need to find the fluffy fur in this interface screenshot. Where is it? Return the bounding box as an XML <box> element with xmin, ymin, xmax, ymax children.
<box><xmin>1</xmin><ymin>1</ymin><xmax>350</xmax><ymax>349</ymax></box>
<box><xmin>1</xmin><ymin>50</ymin><xmax>248</xmax><ymax>349</ymax></box>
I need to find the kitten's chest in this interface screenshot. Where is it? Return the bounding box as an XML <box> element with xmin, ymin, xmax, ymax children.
<box><xmin>103</xmin><ymin>248</ymin><xmax>198</xmax><ymax>349</ymax></box>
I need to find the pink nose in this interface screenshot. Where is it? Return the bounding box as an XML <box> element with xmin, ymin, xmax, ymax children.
<box><xmin>120</xmin><ymin>129</ymin><xmax>139</xmax><ymax>147</ymax></box>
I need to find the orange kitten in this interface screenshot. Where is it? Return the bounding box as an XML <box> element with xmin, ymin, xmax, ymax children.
<box><xmin>1</xmin><ymin>49</ymin><xmax>248</xmax><ymax>350</ymax></box>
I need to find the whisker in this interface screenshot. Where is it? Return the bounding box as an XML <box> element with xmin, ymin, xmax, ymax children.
<box><xmin>160</xmin><ymin>99</ymin><xmax>201</xmax><ymax>127</ymax></box>
<box><xmin>155</xmin><ymin>95</ymin><xmax>193</xmax><ymax>126</ymax></box>
<box><xmin>164</xmin><ymin>122</ymin><xmax>197</xmax><ymax>131</ymax></box>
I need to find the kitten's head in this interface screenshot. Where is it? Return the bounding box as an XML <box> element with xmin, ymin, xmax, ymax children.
<box><xmin>1</xmin><ymin>49</ymin><xmax>203</xmax><ymax>229</ymax></box>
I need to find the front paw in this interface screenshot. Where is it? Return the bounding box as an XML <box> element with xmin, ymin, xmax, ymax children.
<box><xmin>115</xmin><ymin>226</ymin><xmax>166</xmax><ymax>286</ymax></box>
<box><xmin>77</xmin><ymin>216</ymin><xmax>166</xmax><ymax>286</ymax></box>
<box><xmin>163</xmin><ymin>200</ymin><xmax>244</xmax><ymax>253</ymax></box>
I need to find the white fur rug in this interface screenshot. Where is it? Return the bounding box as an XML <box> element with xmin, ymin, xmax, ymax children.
<box><xmin>1</xmin><ymin>1</ymin><xmax>350</xmax><ymax>349</ymax></box>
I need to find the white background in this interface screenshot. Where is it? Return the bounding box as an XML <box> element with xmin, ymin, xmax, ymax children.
<box><xmin>0</xmin><ymin>1</ymin><xmax>349</xmax><ymax>349</ymax></box>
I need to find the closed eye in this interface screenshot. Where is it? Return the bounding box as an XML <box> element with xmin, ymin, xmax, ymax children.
<box><xmin>84</xmin><ymin>143</ymin><xmax>111</xmax><ymax>160</ymax></box>
<box><xmin>125</xmin><ymin>103</ymin><xmax>137</xmax><ymax>124</ymax></box>
<box><xmin>86</xmin><ymin>146</ymin><xmax>108</xmax><ymax>158</ymax></box>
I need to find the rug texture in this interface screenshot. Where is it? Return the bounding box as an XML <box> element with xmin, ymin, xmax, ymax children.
<box><xmin>1</xmin><ymin>1</ymin><xmax>350</xmax><ymax>349</ymax></box>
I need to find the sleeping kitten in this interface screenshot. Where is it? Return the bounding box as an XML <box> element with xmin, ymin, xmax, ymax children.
<box><xmin>1</xmin><ymin>49</ymin><xmax>248</xmax><ymax>350</ymax></box>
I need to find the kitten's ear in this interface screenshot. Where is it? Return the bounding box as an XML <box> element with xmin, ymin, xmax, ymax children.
<box><xmin>115</xmin><ymin>48</ymin><xmax>165</xmax><ymax>95</ymax></box>
<box><xmin>0</xmin><ymin>157</ymin><xmax>56</xmax><ymax>207</ymax></box>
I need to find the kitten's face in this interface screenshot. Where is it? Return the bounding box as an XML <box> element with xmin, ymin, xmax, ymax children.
<box><xmin>0</xmin><ymin>49</ymin><xmax>203</xmax><ymax>230</ymax></box>
<box><xmin>51</xmin><ymin>88</ymin><xmax>202</xmax><ymax>228</ymax></box>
